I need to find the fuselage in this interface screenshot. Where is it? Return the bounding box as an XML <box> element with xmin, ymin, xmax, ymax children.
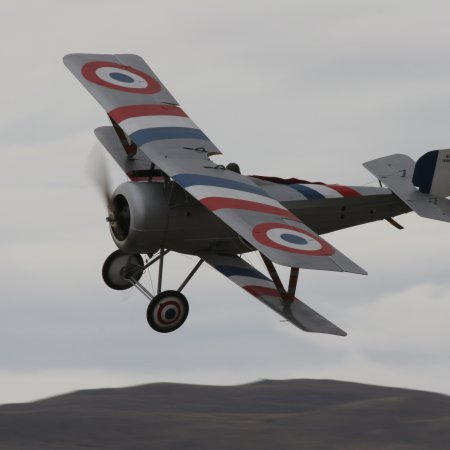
<box><xmin>109</xmin><ymin>177</ymin><xmax>410</xmax><ymax>256</ymax></box>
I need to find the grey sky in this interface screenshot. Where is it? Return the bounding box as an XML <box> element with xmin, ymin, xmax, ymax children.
<box><xmin>1</xmin><ymin>0</ymin><xmax>450</xmax><ymax>404</ymax></box>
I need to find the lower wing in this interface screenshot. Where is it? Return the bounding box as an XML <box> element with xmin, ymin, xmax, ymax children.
<box><xmin>198</xmin><ymin>251</ymin><xmax>346</xmax><ymax>336</ymax></box>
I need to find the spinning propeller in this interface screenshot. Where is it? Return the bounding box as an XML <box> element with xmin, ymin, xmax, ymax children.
<box><xmin>86</xmin><ymin>145</ymin><xmax>130</xmax><ymax>241</ymax></box>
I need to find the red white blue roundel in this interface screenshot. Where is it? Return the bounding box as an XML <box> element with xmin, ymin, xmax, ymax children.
<box><xmin>156</xmin><ymin>299</ymin><xmax>183</xmax><ymax>326</ymax></box>
<box><xmin>252</xmin><ymin>223</ymin><xmax>334</xmax><ymax>256</ymax></box>
<box><xmin>81</xmin><ymin>61</ymin><xmax>161</xmax><ymax>94</ymax></box>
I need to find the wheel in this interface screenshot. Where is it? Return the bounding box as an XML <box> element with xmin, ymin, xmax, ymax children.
<box><xmin>146</xmin><ymin>290</ymin><xmax>189</xmax><ymax>333</ymax></box>
<box><xmin>102</xmin><ymin>250</ymin><xmax>144</xmax><ymax>290</ymax></box>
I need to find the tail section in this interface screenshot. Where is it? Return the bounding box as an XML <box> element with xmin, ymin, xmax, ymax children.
<box><xmin>364</xmin><ymin>152</ymin><xmax>450</xmax><ymax>223</ymax></box>
<box><xmin>413</xmin><ymin>149</ymin><xmax>450</xmax><ymax>197</ymax></box>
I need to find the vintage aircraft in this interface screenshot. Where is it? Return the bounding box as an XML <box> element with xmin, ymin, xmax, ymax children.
<box><xmin>64</xmin><ymin>53</ymin><xmax>450</xmax><ymax>336</ymax></box>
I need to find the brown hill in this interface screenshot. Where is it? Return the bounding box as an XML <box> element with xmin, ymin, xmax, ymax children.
<box><xmin>0</xmin><ymin>379</ymin><xmax>449</xmax><ymax>449</ymax></box>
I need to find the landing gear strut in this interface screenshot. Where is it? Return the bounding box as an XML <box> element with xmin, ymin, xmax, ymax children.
<box><xmin>101</xmin><ymin>249</ymin><xmax>203</xmax><ymax>333</ymax></box>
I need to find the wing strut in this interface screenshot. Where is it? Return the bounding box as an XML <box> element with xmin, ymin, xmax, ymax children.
<box><xmin>287</xmin><ymin>267</ymin><xmax>300</xmax><ymax>303</ymax></box>
<box><xmin>260</xmin><ymin>254</ymin><xmax>299</xmax><ymax>303</ymax></box>
<box><xmin>178</xmin><ymin>259</ymin><xmax>204</xmax><ymax>292</ymax></box>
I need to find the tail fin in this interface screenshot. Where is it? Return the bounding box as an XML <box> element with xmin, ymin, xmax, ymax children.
<box><xmin>413</xmin><ymin>149</ymin><xmax>450</xmax><ymax>197</ymax></box>
<box><xmin>363</xmin><ymin>152</ymin><xmax>450</xmax><ymax>223</ymax></box>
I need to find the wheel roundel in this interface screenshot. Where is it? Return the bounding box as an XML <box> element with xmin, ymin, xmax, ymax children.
<box><xmin>147</xmin><ymin>290</ymin><xmax>189</xmax><ymax>333</ymax></box>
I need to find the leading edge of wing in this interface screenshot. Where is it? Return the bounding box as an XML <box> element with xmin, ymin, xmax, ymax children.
<box><xmin>198</xmin><ymin>251</ymin><xmax>347</xmax><ymax>336</ymax></box>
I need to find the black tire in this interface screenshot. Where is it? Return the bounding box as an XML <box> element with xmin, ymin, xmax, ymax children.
<box><xmin>146</xmin><ymin>290</ymin><xmax>189</xmax><ymax>333</ymax></box>
<box><xmin>102</xmin><ymin>250</ymin><xmax>144</xmax><ymax>290</ymax></box>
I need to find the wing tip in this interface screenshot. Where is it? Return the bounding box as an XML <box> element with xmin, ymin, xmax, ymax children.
<box><xmin>350</xmin><ymin>267</ymin><xmax>368</xmax><ymax>276</ymax></box>
<box><xmin>335</xmin><ymin>329</ymin><xmax>348</xmax><ymax>337</ymax></box>
<box><xmin>62</xmin><ymin>53</ymin><xmax>74</xmax><ymax>67</ymax></box>
<box><xmin>63</xmin><ymin>53</ymin><xmax>91</xmax><ymax>69</ymax></box>
<box><xmin>304</xmin><ymin>324</ymin><xmax>347</xmax><ymax>337</ymax></box>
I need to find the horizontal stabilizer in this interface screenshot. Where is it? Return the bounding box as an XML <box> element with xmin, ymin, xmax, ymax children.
<box><xmin>364</xmin><ymin>154</ymin><xmax>450</xmax><ymax>222</ymax></box>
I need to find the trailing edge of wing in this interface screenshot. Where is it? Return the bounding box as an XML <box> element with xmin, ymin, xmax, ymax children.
<box><xmin>198</xmin><ymin>251</ymin><xmax>347</xmax><ymax>336</ymax></box>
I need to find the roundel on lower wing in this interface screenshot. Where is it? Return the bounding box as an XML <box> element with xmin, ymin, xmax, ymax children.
<box><xmin>81</xmin><ymin>61</ymin><xmax>161</xmax><ymax>94</ymax></box>
<box><xmin>252</xmin><ymin>223</ymin><xmax>335</xmax><ymax>256</ymax></box>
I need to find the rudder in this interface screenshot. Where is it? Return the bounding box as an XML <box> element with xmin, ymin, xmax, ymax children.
<box><xmin>413</xmin><ymin>149</ymin><xmax>450</xmax><ymax>197</ymax></box>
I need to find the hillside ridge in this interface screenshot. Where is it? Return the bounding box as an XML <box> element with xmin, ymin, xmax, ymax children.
<box><xmin>1</xmin><ymin>379</ymin><xmax>449</xmax><ymax>450</ymax></box>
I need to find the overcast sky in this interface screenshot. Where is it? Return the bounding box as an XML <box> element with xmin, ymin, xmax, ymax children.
<box><xmin>1</xmin><ymin>0</ymin><xmax>450</xmax><ymax>404</ymax></box>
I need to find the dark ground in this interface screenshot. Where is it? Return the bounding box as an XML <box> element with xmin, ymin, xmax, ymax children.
<box><xmin>0</xmin><ymin>379</ymin><xmax>449</xmax><ymax>449</ymax></box>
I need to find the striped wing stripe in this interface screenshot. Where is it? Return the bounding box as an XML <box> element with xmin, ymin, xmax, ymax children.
<box><xmin>201</xmin><ymin>198</ymin><xmax>298</xmax><ymax>219</ymax></box>
<box><xmin>130</xmin><ymin>127</ymin><xmax>209</xmax><ymax>146</ymax></box>
<box><xmin>227</xmin><ymin>276</ymin><xmax>274</xmax><ymax>290</ymax></box>
<box><xmin>109</xmin><ymin>104</ymin><xmax>187</xmax><ymax>122</ymax></box>
<box><xmin>244</xmin><ymin>286</ymin><xmax>281</xmax><ymax>298</ymax></box>
<box><xmin>174</xmin><ymin>174</ymin><xmax>270</xmax><ymax>197</ymax></box>
<box><xmin>120</xmin><ymin>115</ymin><xmax>199</xmax><ymax>135</ymax></box>
<box><xmin>175</xmin><ymin>174</ymin><xmax>299</xmax><ymax>219</ymax></box>
<box><xmin>109</xmin><ymin>104</ymin><xmax>211</xmax><ymax>146</ymax></box>
<box><xmin>289</xmin><ymin>184</ymin><xmax>326</xmax><ymax>199</ymax></box>
<box><xmin>215</xmin><ymin>265</ymin><xmax>269</xmax><ymax>280</ymax></box>
<box><xmin>187</xmin><ymin>185</ymin><xmax>283</xmax><ymax>208</ymax></box>
<box><xmin>216</xmin><ymin>266</ymin><xmax>290</xmax><ymax>302</ymax></box>
<box><xmin>288</xmin><ymin>183</ymin><xmax>362</xmax><ymax>200</ymax></box>
<box><xmin>327</xmin><ymin>184</ymin><xmax>361</xmax><ymax>197</ymax></box>
<box><xmin>306</xmin><ymin>184</ymin><xmax>343</xmax><ymax>198</ymax></box>
<box><xmin>215</xmin><ymin>265</ymin><xmax>276</xmax><ymax>293</ymax></box>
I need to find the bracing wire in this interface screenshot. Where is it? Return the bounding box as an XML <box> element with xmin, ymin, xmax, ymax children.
<box><xmin>145</xmin><ymin>254</ymin><xmax>155</xmax><ymax>295</ymax></box>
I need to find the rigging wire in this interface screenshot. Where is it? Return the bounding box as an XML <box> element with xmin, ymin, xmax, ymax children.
<box><xmin>145</xmin><ymin>254</ymin><xmax>155</xmax><ymax>295</ymax></box>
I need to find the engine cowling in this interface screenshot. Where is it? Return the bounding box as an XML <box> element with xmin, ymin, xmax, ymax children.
<box><xmin>108</xmin><ymin>180</ymin><xmax>251</xmax><ymax>256</ymax></box>
<box><xmin>109</xmin><ymin>182</ymin><xmax>169</xmax><ymax>254</ymax></box>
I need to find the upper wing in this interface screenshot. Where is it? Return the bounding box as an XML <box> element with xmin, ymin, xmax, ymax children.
<box><xmin>65</xmin><ymin>53</ymin><xmax>366</xmax><ymax>274</ymax></box>
<box><xmin>198</xmin><ymin>251</ymin><xmax>346</xmax><ymax>336</ymax></box>
<box><xmin>64</xmin><ymin>53</ymin><xmax>221</xmax><ymax>158</ymax></box>
<box><xmin>94</xmin><ymin>126</ymin><xmax>154</xmax><ymax>180</ymax></box>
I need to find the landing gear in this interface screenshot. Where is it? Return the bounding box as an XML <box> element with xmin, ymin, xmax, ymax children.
<box><xmin>102</xmin><ymin>250</ymin><xmax>144</xmax><ymax>290</ymax></box>
<box><xmin>146</xmin><ymin>290</ymin><xmax>189</xmax><ymax>333</ymax></box>
<box><xmin>102</xmin><ymin>249</ymin><xmax>203</xmax><ymax>333</ymax></box>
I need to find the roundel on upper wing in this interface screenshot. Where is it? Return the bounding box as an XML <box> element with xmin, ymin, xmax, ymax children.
<box><xmin>252</xmin><ymin>223</ymin><xmax>335</xmax><ymax>256</ymax></box>
<box><xmin>81</xmin><ymin>61</ymin><xmax>161</xmax><ymax>94</ymax></box>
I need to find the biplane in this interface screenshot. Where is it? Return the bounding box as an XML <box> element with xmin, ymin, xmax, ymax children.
<box><xmin>64</xmin><ymin>53</ymin><xmax>450</xmax><ymax>336</ymax></box>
